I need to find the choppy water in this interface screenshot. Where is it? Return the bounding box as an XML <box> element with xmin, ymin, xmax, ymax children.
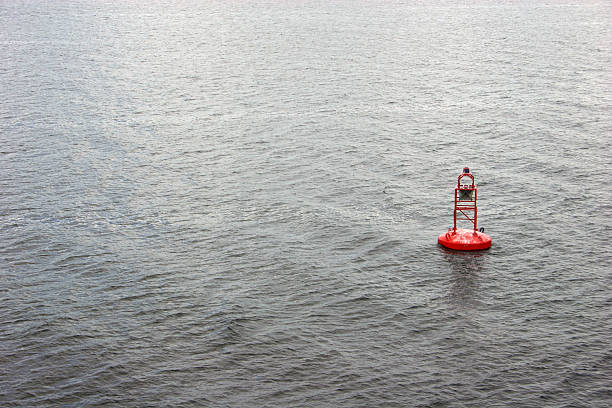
<box><xmin>1</xmin><ymin>0</ymin><xmax>611</xmax><ymax>406</ymax></box>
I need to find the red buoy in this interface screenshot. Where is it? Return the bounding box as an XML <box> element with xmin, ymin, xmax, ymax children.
<box><xmin>438</xmin><ymin>167</ymin><xmax>492</xmax><ymax>251</ymax></box>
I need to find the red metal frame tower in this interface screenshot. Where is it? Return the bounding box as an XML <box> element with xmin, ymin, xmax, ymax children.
<box><xmin>454</xmin><ymin>167</ymin><xmax>477</xmax><ymax>232</ymax></box>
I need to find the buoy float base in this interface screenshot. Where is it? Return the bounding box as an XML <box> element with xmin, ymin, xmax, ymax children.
<box><xmin>438</xmin><ymin>228</ymin><xmax>492</xmax><ymax>251</ymax></box>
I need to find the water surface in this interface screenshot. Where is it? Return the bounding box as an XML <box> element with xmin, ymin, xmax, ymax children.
<box><xmin>1</xmin><ymin>0</ymin><xmax>611</xmax><ymax>406</ymax></box>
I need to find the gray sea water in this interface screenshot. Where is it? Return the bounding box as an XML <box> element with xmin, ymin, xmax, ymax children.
<box><xmin>1</xmin><ymin>0</ymin><xmax>611</xmax><ymax>406</ymax></box>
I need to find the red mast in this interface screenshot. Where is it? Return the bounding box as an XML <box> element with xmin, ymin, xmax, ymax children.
<box><xmin>454</xmin><ymin>167</ymin><xmax>477</xmax><ymax>232</ymax></box>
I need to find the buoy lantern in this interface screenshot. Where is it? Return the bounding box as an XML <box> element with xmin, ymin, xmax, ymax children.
<box><xmin>438</xmin><ymin>167</ymin><xmax>492</xmax><ymax>250</ymax></box>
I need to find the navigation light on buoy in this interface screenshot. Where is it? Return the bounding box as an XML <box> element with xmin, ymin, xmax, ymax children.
<box><xmin>438</xmin><ymin>167</ymin><xmax>492</xmax><ymax>251</ymax></box>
